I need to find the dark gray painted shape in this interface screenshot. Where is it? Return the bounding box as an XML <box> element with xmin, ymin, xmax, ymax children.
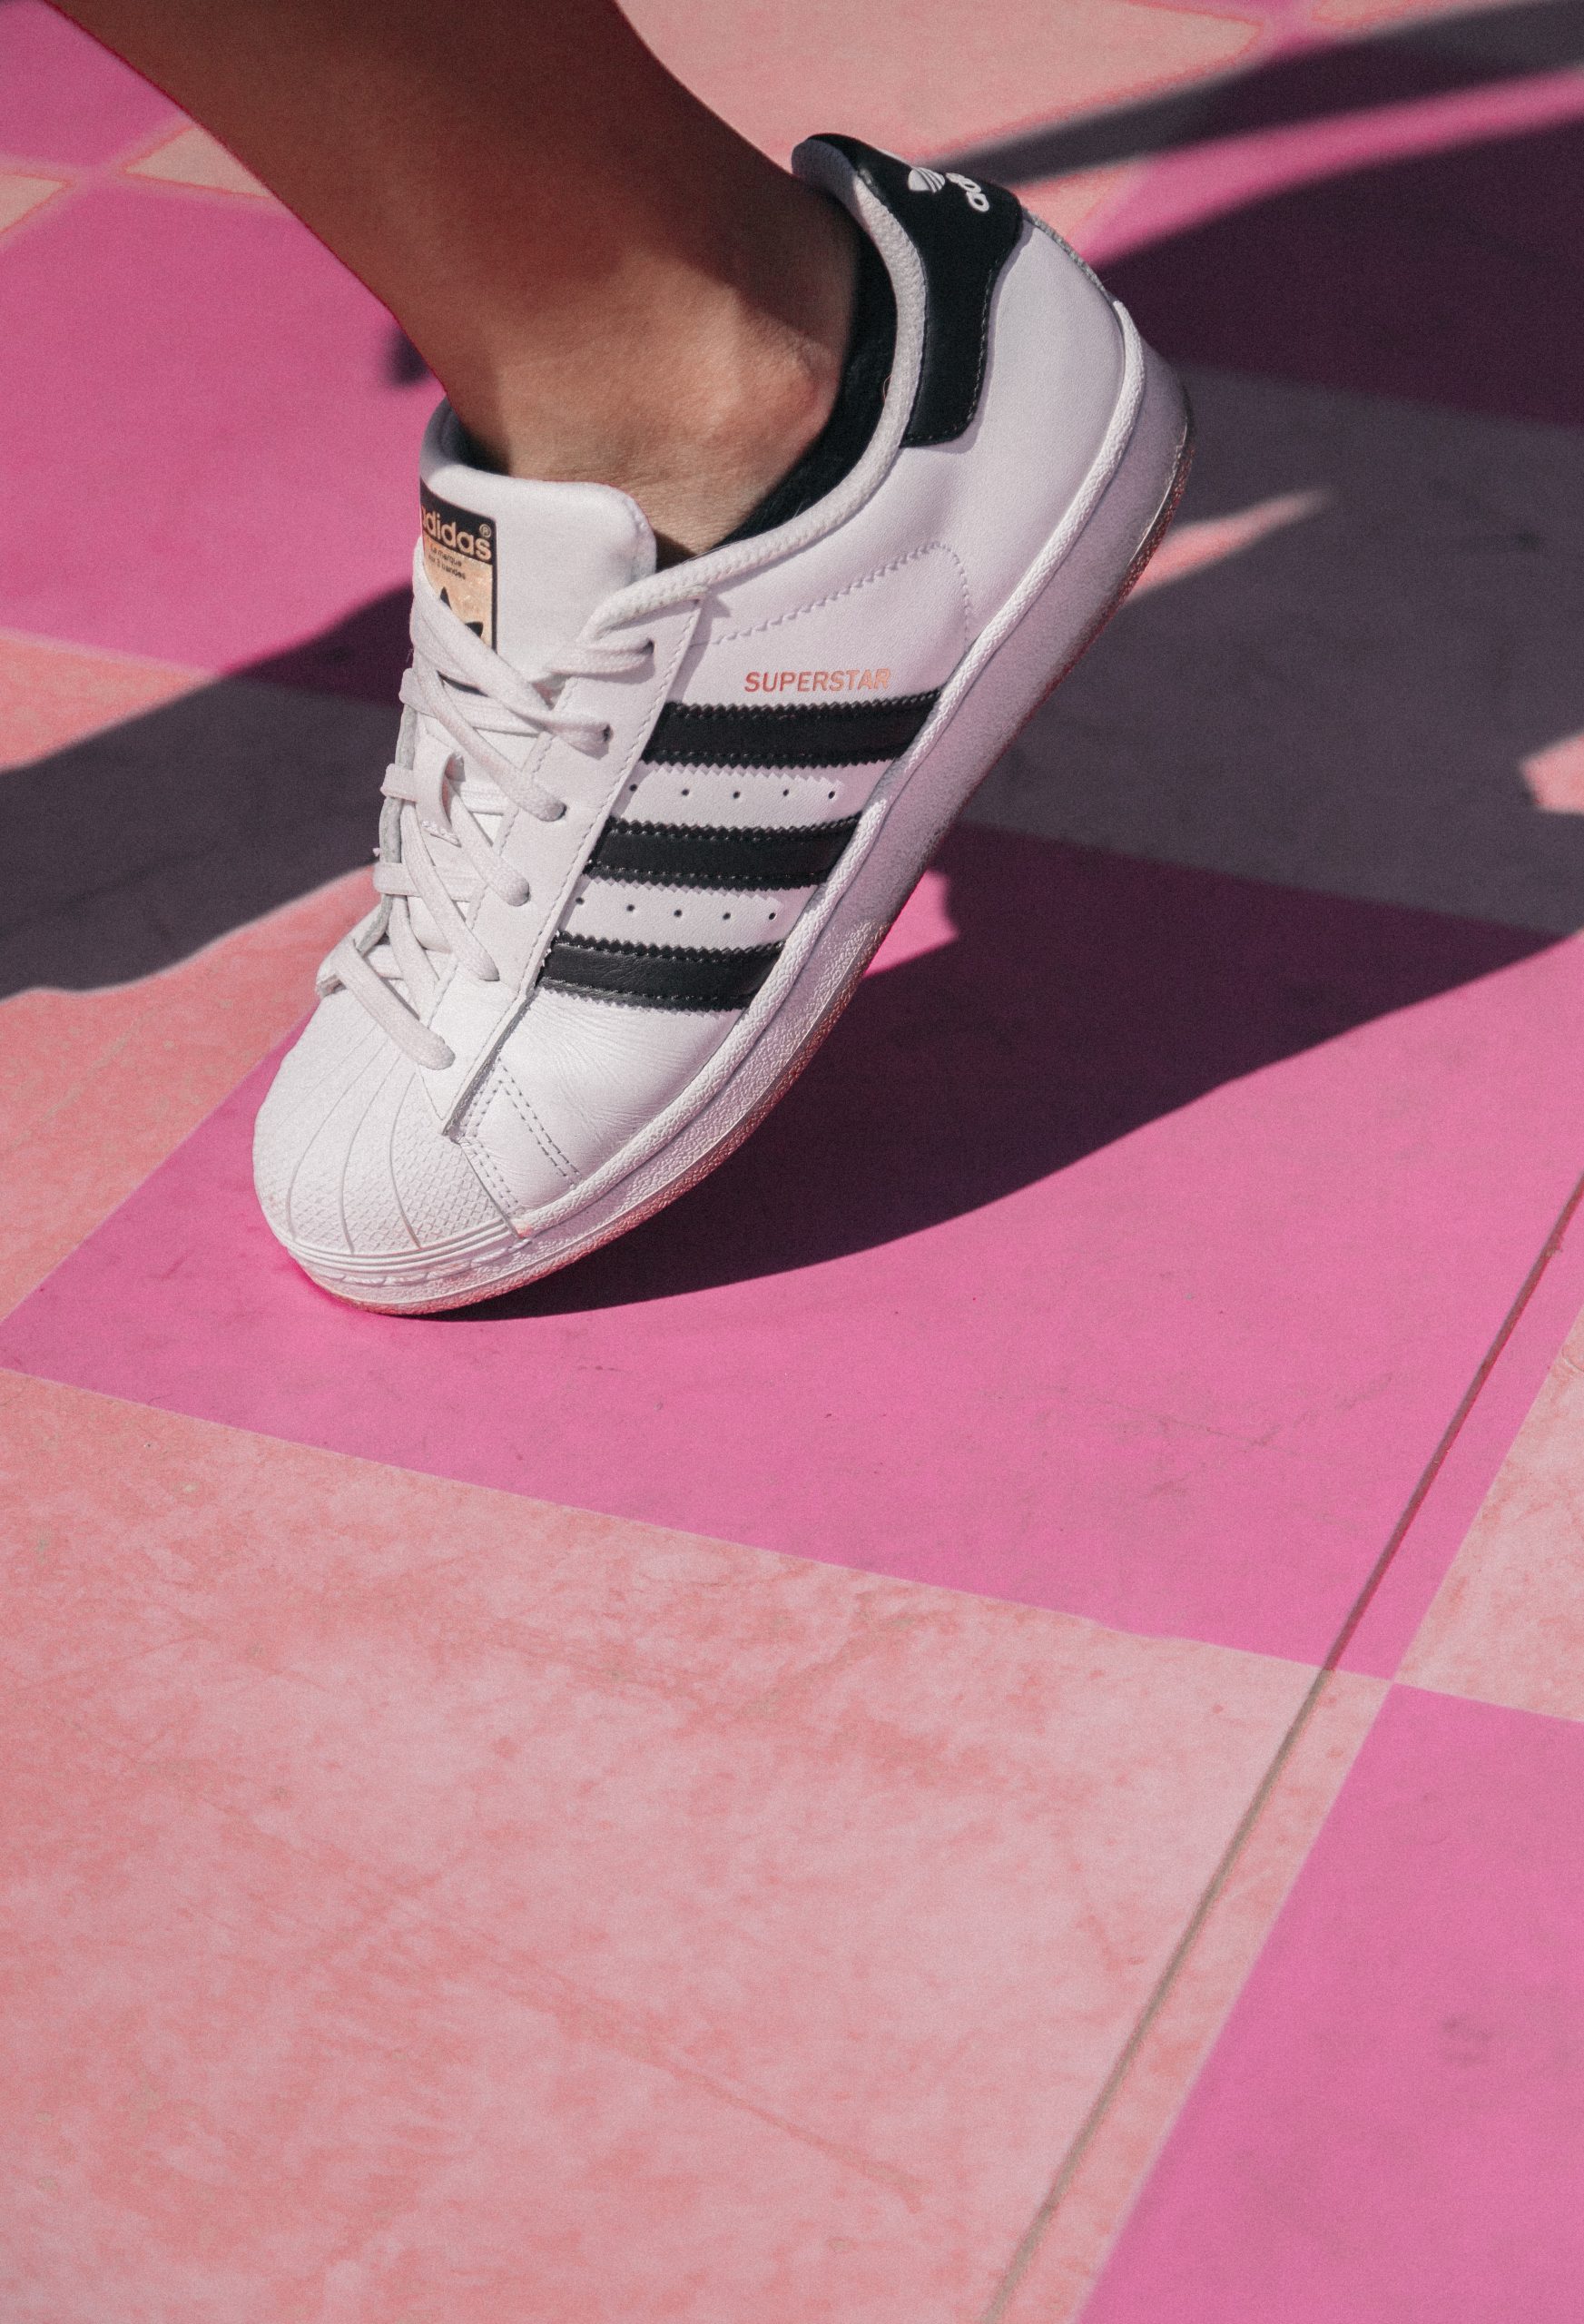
<box><xmin>0</xmin><ymin>679</ymin><xmax>397</xmax><ymax>998</ymax></box>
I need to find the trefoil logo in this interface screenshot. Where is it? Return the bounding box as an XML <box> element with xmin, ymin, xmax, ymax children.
<box><xmin>905</xmin><ymin>165</ymin><xmax>991</xmax><ymax>213</ymax></box>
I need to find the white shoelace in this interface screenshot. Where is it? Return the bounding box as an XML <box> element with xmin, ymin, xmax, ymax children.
<box><xmin>327</xmin><ymin>578</ymin><xmax>653</xmax><ymax>1070</ymax></box>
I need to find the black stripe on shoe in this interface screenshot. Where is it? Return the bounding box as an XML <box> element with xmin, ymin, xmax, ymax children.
<box><xmin>643</xmin><ymin>690</ymin><xmax>939</xmax><ymax>769</ymax></box>
<box><xmin>539</xmin><ymin>933</ymin><xmax>781</xmax><ymax>1011</ymax></box>
<box><xmin>588</xmin><ymin>815</ymin><xmax>859</xmax><ymax>891</ymax></box>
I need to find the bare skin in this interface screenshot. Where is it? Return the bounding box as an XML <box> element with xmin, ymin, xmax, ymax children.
<box><xmin>50</xmin><ymin>0</ymin><xmax>857</xmax><ymax>554</ymax></box>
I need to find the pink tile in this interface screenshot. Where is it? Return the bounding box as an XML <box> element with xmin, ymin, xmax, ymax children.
<box><xmin>0</xmin><ymin>1371</ymin><xmax>1313</xmax><ymax>2324</ymax></box>
<box><xmin>1522</xmin><ymin>731</ymin><xmax>1584</xmax><ymax>816</ymax></box>
<box><xmin>1123</xmin><ymin>490</ymin><xmax>1324</xmax><ymax>599</ymax></box>
<box><xmin>0</xmin><ymin>3</ymin><xmax>176</xmax><ymax>168</ymax></box>
<box><xmin>1080</xmin><ymin>1684</ymin><xmax>1584</xmax><ymax>2324</ymax></box>
<box><xmin>1339</xmin><ymin>1153</ymin><xmax>1584</xmax><ymax>1680</ymax></box>
<box><xmin>626</xmin><ymin>0</ymin><xmax>1262</xmax><ymax>165</ymax></box>
<box><xmin>122</xmin><ymin>124</ymin><xmax>274</xmax><ymax>201</ymax></box>
<box><xmin>2</xmin><ymin>837</ymin><xmax>1576</xmax><ymax>1660</ymax></box>
<box><xmin>0</xmin><ymin>627</ymin><xmax>205</xmax><ymax>768</ymax></box>
<box><xmin>996</xmin><ymin>1669</ymin><xmax>1388</xmax><ymax>2324</ymax></box>
<box><xmin>0</xmin><ymin>871</ymin><xmax>369</xmax><ymax>1321</ymax></box>
<box><xmin>0</xmin><ymin>167</ymin><xmax>70</xmax><ymax>240</ymax></box>
<box><xmin>0</xmin><ymin>183</ymin><xmax>431</xmax><ymax>667</ymax></box>
<box><xmin>1309</xmin><ymin>0</ymin><xmax>1491</xmax><ymax>26</ymax></box>
<box><xmin>1401</xmin><ymin>1303</ymin><xmax>1584</xmax><ymax>1722</ymax></box>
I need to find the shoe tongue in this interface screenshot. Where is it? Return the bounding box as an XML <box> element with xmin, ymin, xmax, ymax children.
<box><xmin>418</xmin><ymin>404</ymin><xmax>655</xmax><ymax>673</ymax></box>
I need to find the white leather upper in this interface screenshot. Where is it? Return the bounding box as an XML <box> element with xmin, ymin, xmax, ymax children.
<box><xmin>254</xmin><ymin>146</ymin><xmax>1136</xmax><ymax>1282</ymax></box>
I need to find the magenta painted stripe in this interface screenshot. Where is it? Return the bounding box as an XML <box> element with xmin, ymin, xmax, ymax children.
<box><xmin>1080</xmin><ymin>1685</ymin><xmax>1584</xmax><ymax>2324</ymax></box>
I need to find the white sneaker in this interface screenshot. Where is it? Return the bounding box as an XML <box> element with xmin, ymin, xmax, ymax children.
<box><xmin>253</xmin><ymin>135</ymin><xmax>1191</xmax><ymax>1310</ymax></box>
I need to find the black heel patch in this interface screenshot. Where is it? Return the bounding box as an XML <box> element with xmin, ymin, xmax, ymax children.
<box><xmin>804</xmin><ymin>134</ymin><xmax>1023</xmax><ymax>448</ymax></box>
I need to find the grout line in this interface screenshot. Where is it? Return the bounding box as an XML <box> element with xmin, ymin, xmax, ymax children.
<box><xmin>978</xmin><ymin>1656</ymin><xmax>1346</xmax><ymax>2324</ymax></box>
<box><xmin>1321</xmin><ymin>1158</ymin><xmax>1584</xmax><ymax>1675</ymax></box>
<box><xmin>979</xmin><ymin>1152</ymin><xmax>1584</xmax><ymax>2323</ymax></box>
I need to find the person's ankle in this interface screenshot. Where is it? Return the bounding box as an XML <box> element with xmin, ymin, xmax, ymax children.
<box><xmin>455</xmin><ymin>187</ymin><xmax>860</xmax><ymax>560</ymax></box>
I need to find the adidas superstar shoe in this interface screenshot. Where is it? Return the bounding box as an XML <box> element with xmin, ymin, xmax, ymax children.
<box><xmin>253</xmin><ymin>133</ymin><xmax>1192</xmax><ymax>1310</ymax></box>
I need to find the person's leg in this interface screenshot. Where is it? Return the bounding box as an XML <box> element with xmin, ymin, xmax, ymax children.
<box><xmin>51</xmin><ymin>0</ymin><xmax>856</xmax><ymax>554</ymax></box>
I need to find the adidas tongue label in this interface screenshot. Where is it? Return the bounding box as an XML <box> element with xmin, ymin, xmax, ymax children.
<box><xmin>419</xmin><ymin>480</ymin><xmax>497</xmax><ymax>649</ymax></box>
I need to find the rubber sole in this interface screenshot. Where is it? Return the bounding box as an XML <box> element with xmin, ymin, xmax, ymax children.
<box><xmin>296</xmin><ymin>320</ymin><xmax>1193</xmax><ymax>1314</ymax></box>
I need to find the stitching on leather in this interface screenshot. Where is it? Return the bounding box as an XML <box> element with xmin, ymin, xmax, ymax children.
<box><xmin>713</xmin><ymin>541</ymin><xmax>969</xmax><ymax>648</ymax></box>
<box><xmin>490</xmin><ymin>1064</ymin><xmax>578</xmax><ymax>1180</ymax></box>
<box><xmin>538</xmin><ymin>982</ymin><xmax>731</xmax><ymax>1014</ymax></box>
<box><xmin>457</xmin><ymin>1124</ymin><xmax>520</xmax><ymax>1212</ymax></box>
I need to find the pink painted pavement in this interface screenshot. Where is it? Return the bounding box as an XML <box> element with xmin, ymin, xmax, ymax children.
<box><xmin>10</xmin><ymin>0</ymin><xmax>1584</xmax><ymax>2315</ymax></box>
<box><xmin>0</xmin><ymin>1372</ymin><xmax>1314</xmax><ymax>2324</ymax></box>
<box><xmin>0</xmin><ymin>2</ymin><xmax>176</xmax><ymax>167</ymax></box>
<box><xmin>1079</xmin><ymin>1686</ymin><xmax>1584</xmax><ymax>2324</ymax></box>
<box><xmin>0</xmin><ymin>179</ymin><xmax>430</xmax><ymax>668</ymax></box>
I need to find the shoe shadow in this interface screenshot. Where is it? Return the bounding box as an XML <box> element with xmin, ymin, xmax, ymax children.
<box><xmin>470</xmin><ymin>825</ymin><xmax>1550</xmax><ymax>1317</ymax></box>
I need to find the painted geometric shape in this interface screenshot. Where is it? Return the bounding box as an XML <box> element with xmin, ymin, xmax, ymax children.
<box><xmin>1124</xmin><ymin>488</ymin><xmax>1325</xmax><ymax>601</ymax></box>
<box><xmin>0</xmin><ymin>169</ymin><xmax>69</xmax><ymax>240</ymax></box>
<box><xmin>0</xmin><ymin>1</ymin><xmax>177</xmax><ymax>167</ymax></box>
<box><xmin>626</xmin><ymin>0</ymin><xmax>1258</xmax><ymax>163</ymax></box>
<box><xmin>995</xmin><ymin>1669</ymin><xmax>1389</xmax><ymax>2324</ymax></box>
<box><xmin>1402</xmin><ymin>1300</ymin><xmax>1584</xmax><ymax>1723</ymax></box>
<box><xmin>0</xmin><ymin>183</ymin><xmax>430</xmax><ymax>668</ymax></box>
<box><xmin>1080</xmin><ymin>1686</ymin><xmax>1584</xmax><ymax>2324</ymax></box>
<box><xmin>0</xmin><ymin>1371</ymin><xmax>1315</xmax><ymax>2324</ymax></box>
<box><xmin>1</xmin><ymin>675</ymin><xmax>398</xmax><ymax>997</ymax></box>
<box><xmin>974</xmin><ymin>367</ymin><xmax>1584</xmax><ymax>938</ymax></box>
<box><xmin>0</xmin><ymin>870</ymin><xmax>370</xmax><ymax>1323</ymax></box>
<box><xmin>123</xmin><ymin>124</ymin><xmax>274</xmax><ymax>202</ymax></box>
<box><xmin>0</xmin><ymin>627</ymin><xmax>204</xmax><ymax>769</ymax></box>
<box><xmin>1335</xmin><ymin>1157</ymin><xmax>1584</xmax><ymax>1682</ymax></box>
<box><xmin>1522</xmin><ymin>731</ymin><xmax>1584</xmax><ymax>815</ymax></box>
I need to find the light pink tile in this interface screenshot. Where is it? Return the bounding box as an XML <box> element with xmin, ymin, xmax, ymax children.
<box><xmin>1079</xmin><ymin>1685</ymin><xmax>1584</xmax><ymax>2324</ymax></box>
<box><xmin>626</xmin><ymin>0</ymin><xmax>1262</xmax><ymax>165</ymax></box>
<box><xmin>1339</xmin><ymin>1154</ymin><xmax>1584</xmax><ymax>1679</ymax></box>
<box><xmin>0</xmin><ymin>1372</ymin><xmax>1313</xmax><ymax>2324</ymax></box>
<box><xmin>1125</xmin><ymin>491</ymin><xmax>1325</xmax><ymax>601</ymax></box>
<box><xmin>122</xmin><ymin>125</ymin><xmax>274</xmax><ymax>201</ymax></box>
<box><xmin>1309</xmin><ymin>0</ymin><xmax>1495</xmax><ymax>26</ymax></box>
<box><xmin>1522</xmin><ymin>732</ymin><xmax>1584</xmax><ymax>815</ymax></box>
<box><xmin>1402</xmin><ymin>1305</ymin><xmax>1584</xmax><ymax>1721</ymax></box>
<box><xmin>2</xmin><ymin>839</ymin><xmax>1577</xmax><ymax>1661</ymax></box>
<box><xmin>0</xmin><ymin>167</ymin><xmax>69</xmax><ymax>240</ymax></box>
<box><xmin>0</xmin><ymin>2</ymin><xmax>177</xmax><ymax>168</ymax></box>
<box><xmin>0</xmin><ymin>183</ymin><xmax>430</xmax><ymax>668</ymax></box>
<box><xmin>0</xmin><ymin>627</ymin><xmax>205</xmax><ymax>769</ymax></box>
<box><xmin>0</xmin><ymin>871</ymin><xmax>369</xmax><ymax>1321</ymax></box>
<box><xmin>996</xmin><ymin>1670</ymin><xmax>1388</xmax><ymax>2324</ymax></box>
